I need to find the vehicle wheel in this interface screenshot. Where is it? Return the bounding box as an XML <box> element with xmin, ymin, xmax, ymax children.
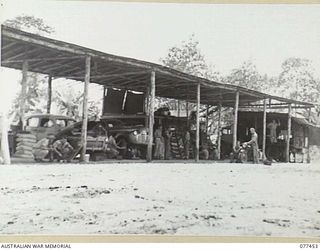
<box><xmin>116</xmin><ymin>137</ymin><xmax>128</xmax><ymax>158</ymax></box>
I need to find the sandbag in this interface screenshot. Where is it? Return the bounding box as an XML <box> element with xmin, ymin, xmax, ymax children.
<box><xmin>16</xmin><ymin>145</ymin><xmax>33</xmax><ymax>152</ymax></box>
<box><xmin>16</xmin><ymin>137</ymin><xmax>36</xmax><ymax>143</ymax></box>
<box><xmin>16</xmin><ymin>141</ymin><xmax>35</xmax><ymax>148</ymax></box>
<box><xmin>17</xmin><ymin>133</ymin><xmax>36</xmax><ymax>140</ymax></box>
<box><xmin>15</xmin><ymin>153</ymin><xmax>33</xmax><ymax>159</ymax></box>
<box><xmin>15</xmin><ymin>149</ymin><xmax>33</xmax><ymax>154</ymax></box>
<box><xmin>15</xmin><ymin>151</ymin><xmax>33</xmax><ymax>156</ymax></box>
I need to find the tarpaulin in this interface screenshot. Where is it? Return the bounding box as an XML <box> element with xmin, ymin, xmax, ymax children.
<box><xmin>124</xmin><ymin>91</ymin><xmax>144</xmax><ymax>114</ymax></box>
<box><xmin>309</xmin><ymin>126</ymin><xmax>320</xmax><ymax>146</ymax></box>
<box><xmin>103</xmin><ymin>88</ymin><xmax>125</xmax><ymax>114</ymax></box>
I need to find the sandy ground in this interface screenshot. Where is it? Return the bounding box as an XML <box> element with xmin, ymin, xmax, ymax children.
<box><xmin>0</xmin><ymin>161</ymin><xmax>319</xmax><ymax>237</ymax></box>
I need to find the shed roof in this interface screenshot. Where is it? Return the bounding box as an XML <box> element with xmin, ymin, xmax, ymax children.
<box><xmin>1</xmin><ymin>25</ymin><xmax>314</xmax><ymax>108</ymax></box>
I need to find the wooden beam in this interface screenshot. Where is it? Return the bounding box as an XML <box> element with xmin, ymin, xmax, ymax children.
<box><xmin>147</xmin><ymin>71</ymin><xmax>155</xmax><ymax>162</ymax></box>
<box><xmin>239</xmin><ymin>102</ymin><xmax>309</xmax><ymax>107</ymax></box>
<box><xmin>262</xmin><ymin>99</ymin><xmax>267</xmax><ymax>161</ymax></box>
<box><xmin>53</xmin><ymin>64</ymin><xmax>85</xmax><ymax>78</ymax></box>
<box><xmin>4</xmin><ymin>47</ymin><xmax>40</xmax><ymax>62</ymax></box>
<box><xmin>47</xmin><ymin>75</ymin><xmax>52</xmax><ymax>114</ymax></box>
<box><xmin>37</xmin><ymin>60</ymin><xmax>69</xmax><ymax>74</ymax></box>
<box><xmin>233</xmin><ymin>91</ymin><xmax>239</xmax><ymax>150</ymax></box>
<box><xmin>286</xmin><ymin>104</ymin><xmax>292</xmax><ymax>163</ymax></box>
<box><xmin>195</xmin><ymin>83</ymin><xmax>200</xmax><ymax>162</ymax></box>
<box><xmin>59</xmin><ymin>70</ymin><xmax>148</xmax><ymax>80</ymax></box>
<box><xmin>80</xmin><ymin>56</ymin><xmax>91</xmax><ymax>162</ymax></box>
<box><xmin>177</xmin><ymin>100</ymin><xmax>181</xmax><ymax>117</ymax></box>
<box><xmin>240</xmin><ymin>105</ymin><xmax>311</xmax><ymax>110</ymax></box>
<box><xmin>2</xmin><ymin>55</ymin><xmax>85</xmax><ymax>64</ymax></box>
<box><xmin>20</xmin><ymin>61</ymin><xmax>28</xmax><ymax>128</ymax></box>
<box><xmin>1</xmin><ymin>41</ymin><xmax>17</xmax><ymax>51</ymax></box>
<box><xmin>217</xmin><ymin>102</ymin><xmax>222</xmax><ymax>160</ymax></box>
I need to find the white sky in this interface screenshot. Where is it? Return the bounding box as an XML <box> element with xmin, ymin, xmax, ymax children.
<box><xmin>1</xmin><ymin>0</ymin><xmax>320</xmax><ymax>113</ymax></box>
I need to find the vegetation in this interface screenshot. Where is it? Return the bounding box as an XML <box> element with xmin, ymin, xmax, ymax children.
<box><xmin>4</xmin><ymin>15</ymin><xmax>54</xmax><ymax>123</ymax></box>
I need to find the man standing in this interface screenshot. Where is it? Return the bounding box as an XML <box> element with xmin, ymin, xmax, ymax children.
<box><xmin>267</xmin><ymin>119</ymin><xmax>280</xmax><ymax>144</ymax></box>
<box><xmin>246</xmin><ymin>127</ymin><xmax>259</xmax><ymax>164</ymax></box>
<box><xmin>153</xmin><ymin>125</ymin><xmax>164</xmax><ymax>160</ymax></box>
<box><xmin>164</xmin><ymin>127</ymin><xmax>172</xmax><ymax>160</ymax></box>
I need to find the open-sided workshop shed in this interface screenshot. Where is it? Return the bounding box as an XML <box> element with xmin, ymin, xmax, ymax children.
<box><xmin>221</xmin><ymin>111</ymin><xmax>318</xmax><ymax>162</ymax></box>
<box><xmin>1</xmin><ymin>25</ymin><xmax>314</xmax><ymax>162</ymax></box>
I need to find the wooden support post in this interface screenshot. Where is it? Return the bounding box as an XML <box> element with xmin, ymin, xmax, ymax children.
<box><xmin>307</xmin><ymin>107</ymin><xmax>311</xmax><ymax>163</ymax></box>
<box><xmin>217</xmin><ymin>102</ymin><xmax>222</xmax><ymax>160</ymax></box>
<box><xmin>80</xmin><ymin>56</ymin><xmax>91</xmax><ymax>162</ymax></box>
<box><xmin>195</xmin><ymin>83</ymin><xmax>200</xmax><ymax>162</ymax></box>
<box><xmin>20</xmin><ymin>61</ymin><xmax>28</xmax><ymax>128</ymax></box>
<box><xmin>147</xmin><ymin>71</ymin><xmax>155</xmax><ymax>162</ymax></box>
<box><xmin>205</xmin><ymin>104</ymin><xmax>209</xmax><ymax>134</ymax></box>
<box><xmin>286</xmin><ymin>103</ymin><xmax>292</xmax><ymax>163</ymax></box>
<box><xmin>47</xmin><ymin>75</ymin><xmax>52</xmax><ymax>114</ymax></box>
<box><xmin>186</xmin><ymin>100</ymin><xmax>189</xmax><ymax>127</ymax></box>
<box><xmin>102</xmin><ymin>85</ymin><xmax>106</xmax><ymax>115</ymax></box>
<box><xmin>262</xmin><ymin>99</ymin><xmax>267</xmax><ymax>161</ymax></box>
<box><xmin>177</xmin><ymin>100</ymin><xmax>181</xmax><ymax>117</ymax></box>
<box><xmin>233</xmin><ymin>91</ymin><xmax>239</xmax><ymax>150</ymax></box>
<box><xmin>0</xmin><ymin>114</ymin><xmax>11</xmax><ymax>164</ymax></box>
<box><xmin>145</xmin><ymin>85</ymin><xmax>150</xmax><ymax>129</ymax></box>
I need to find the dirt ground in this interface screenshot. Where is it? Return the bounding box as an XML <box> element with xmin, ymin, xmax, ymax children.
<box><xmin>0</xmin><ymin>161</ymin><xmax>319</xmax><ymax>237</ymax></box>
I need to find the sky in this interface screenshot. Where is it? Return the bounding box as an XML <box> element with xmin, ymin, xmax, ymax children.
<box><xmin>0</xmin><ymin>0</ymin><xmax>320</xmax><ymax>114</ymax></box>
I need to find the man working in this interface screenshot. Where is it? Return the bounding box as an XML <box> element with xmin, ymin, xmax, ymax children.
<box><xmin>52</xmin><ymin>137</ymin><xmax>74</xmax><ymax>162</ymax></box>
<box><xmin>105</xmin><ymin>135</ymin><xmax>126</xmax><ymax>159</ymax></box>
<box><xmin>184</xmin><ymin>130</ymin><xmax>191</xmax><ymax>160</ymax></box>
<box><xmin>230</xmin><ymin>140</ymin><xmax>242</xmax><ymax>163</ymax></box>
<box><xmin>32</xmin><ymin>135</ymin><xmax>55</xmax><ymax>162</ymax></box>
<box><xmin>246</xmin><ymin>127</ymin><xmax>259</xmax><ymax>164</ymax></box>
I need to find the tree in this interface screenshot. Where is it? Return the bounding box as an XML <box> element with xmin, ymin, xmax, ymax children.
<box><xmin>159</xmin><ymin>35</ymin><xmax>220</xmax><ymax>115</ymax></box>
<box><xmin>4</xmin><ymin>15</ymin><xmax>55</xmax><ymax>123</ymax></box>
<box><xmin>10</xmin><ymin>74</ymin><xmax>48</xmax><ymax>122</ymax></box>
<box><xmin>278</xmin><ymin>58</ymin><xmax>319</xmax><ymax>103</ymax></box>
<box><xmin>161</xmin><ymin>34</ymin><xmax>220</xmax><ymax>80</ymax></box>
<box><xmin>223</xmin><ymin>60</ymin><xmax>266</xmax><ymax>92</ymax></box>
<box><xmin>55</xmin><ymin>89</ymin><xmax>83</xmax><ymax>121</ymax></box>
<box><xmin>3</xmin><ymin>15</ymin><xmax>54</xmax><ymax>35</ymax></box>
<box><xmin>88</xmin><ymin>100</ymin><xmax>102</xmax><ymax>121</ymax></box>
<box><xmin>276</xmin><ymin>58</ymin><xmax>320</xmax><ymax>124</ymax></box>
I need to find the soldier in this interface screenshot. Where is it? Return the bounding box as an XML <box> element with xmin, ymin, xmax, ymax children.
<box><xmin>164</xmin><ymin>127</ymin><xmax>172</xmax><ymax>160</ymax></box>
<box><xmin>246</xmin><ymin>128</ymin><xmax>259</xmax><ymax>164</ymax></box>
<box><xmin>153</xmin><ymin>125</ymin><xmax>164</xmax><ymax>160</ymax></box>
<box><xmin>52</xmin><ymin>137</ymin><xmax>74</xmax><ymax>162</ymax></box>
<box><xmin>32</xmin><ymin>135</ymin><xmax>55</xmax><ymax>162</ymax></box>
<box><xmin>105</xmin><ymin>135</ymin><xmax>120</xmax><ymax>159</ymax></box>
